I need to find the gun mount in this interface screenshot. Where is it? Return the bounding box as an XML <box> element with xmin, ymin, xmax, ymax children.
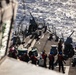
<box><xmin>64</xmin><ymin>31</ymin><xmax>75</xmax><ymax>59</ymax></box>
<box><xmin>65</xmin><ymin>31</ymin><xmax>74</xmax><ymax>45</ymax></box>
<box><xmin>28</xmin><ymin>13</ymin><xmax>47</xmax><ymax>38</ymax></box>
<box><xmin>28</xmin><ymin>12</ymin><xmax>38</xmax><ymax>33</ymax></box>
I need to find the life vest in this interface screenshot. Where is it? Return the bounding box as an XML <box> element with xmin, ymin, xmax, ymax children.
<box><xmin>42</xmin><ymin>54</ymin><xmax>47</xmax><ymax>59</ymax></box>
<box><xmin>58</xmin><ymin>54</ymin><xmax>63</xmax><ymax>61</ymax></box>
<box><xmin>49</xmin><ymin>54</ymin><xmax>54</xmax><ymax>61</ymax></box>
<box><xmin>31</xmin><ymin>56</ymin><xmax>37</xmax><ymax>61</ymax></box>
<box><xmin>10</xmin><ymin>47</ymin><xmax>15</xmax><ymax>51</ymax></box>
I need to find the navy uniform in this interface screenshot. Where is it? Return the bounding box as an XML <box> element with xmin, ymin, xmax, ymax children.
<box><xmin>58</xmin><ymin>52</ymin><xmax>65</xmax><ymax>73</ymax></box>
<box><xmin>31</xmin><ymin>55</ymin><xmax>38</xmax><ymax>65</ymax></box>
<box><xmin>21</xmin><ymin>53</ymin><xmax>29</xmax><ymax>63</ymax></box>
<box><xmin>41</xmin><ymin>51</ymin><xmax>47</xmax><ymax>68</ymax></box>
<box><xmin>58</xmin><ymin>39</ymin><xmax>63</xmax><ymax>52</ymax></box>
<box><xmin>48</xmin><ymin>52</ymin><xmax>54</xmax><ymax>70</ymax></box>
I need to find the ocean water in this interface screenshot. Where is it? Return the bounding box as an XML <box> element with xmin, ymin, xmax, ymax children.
<box><xmin>14</xmin><ymin>0</ymin><xmax>76</xmax><ymax>42</ymax></box>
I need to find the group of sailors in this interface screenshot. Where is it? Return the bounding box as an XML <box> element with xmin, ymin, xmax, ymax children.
<box><xmin>40</xmin><ymin>50</ymin><xmax>65</xmax><ymax>73</ymax></box>
<box><xmin>8</xmin><ymin>39</ymin><xmax>66</xmax><ymax>73</ymax></box>
<box><xmin>9</xmin><ymin>27</ymin><xmax>76</xmax><ymax>73</ymax></box>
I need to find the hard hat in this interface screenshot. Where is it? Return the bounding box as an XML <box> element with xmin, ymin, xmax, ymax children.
<box><xmin>50</xmin><ymin>51</ymin><xmax>53</xmax><ymax>54</ymax></box>
<box><xmin>59</xmin><ymin>52</ymin><xmax>62</xmax><ymax>55</ymax></box>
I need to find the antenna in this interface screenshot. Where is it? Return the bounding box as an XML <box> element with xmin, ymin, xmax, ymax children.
<box><xmin>69</xmin><ymin>31</ymin><xmax>74</xmax><ymax>37</ymax></box>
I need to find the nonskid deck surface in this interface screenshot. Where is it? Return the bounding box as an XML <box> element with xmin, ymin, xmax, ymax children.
<box><xmin>0</xmin><ymin>56</ymin><xmax>75</xmax><ymax>75</ymax></box>
<box><xmin>0</xmin><ymin>57</ymin><xmax>64</xmax><ymax>75</ymax></box>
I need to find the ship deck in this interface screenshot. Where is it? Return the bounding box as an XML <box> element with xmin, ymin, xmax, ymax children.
<box><xmin>0</xmin><ymin>31</ymin><xmax>76</xmax><ymax>75</ymax></box>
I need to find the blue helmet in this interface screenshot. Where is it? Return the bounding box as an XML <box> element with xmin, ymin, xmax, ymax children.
<box><xmin>59</xmin><ymin>52</ymin><xmax>62</xmax><ymax>55</ymax></box>
<box><xmin>50</xmin><ymin>51</ymin><xmax>53</xmax><ymax>54</ymax></box>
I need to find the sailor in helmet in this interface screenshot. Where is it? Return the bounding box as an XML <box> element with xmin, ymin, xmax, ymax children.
<box><xmin>48</xmin><ymin>51</ymin><xmax>54</xmax><ymax>70</ymax></box>
<box><xmin>57</xmin><ymin>52</ymin><xmax>65</xmax><ymax>73</ymax></box>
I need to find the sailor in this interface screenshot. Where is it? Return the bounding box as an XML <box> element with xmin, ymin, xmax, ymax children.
<box><xmin>55</xmin><ymin>35</ymin><xmax>59</xmax><ymax>42</ymax></box>
<box><xmin>49</xmin><ymin>33</ymin><xmax>53</xmax><ymax>40</ymax></box>
<box><xmin>21</xmin><ymin>53</ymin><xmax>29</xmax><ymax>63</ymax></box>
<box><xmin>48</xmin><ymin>51</ymin><xmax>54</xmax><ymax>70</ymax></box>
<box><xmin>41</xmin><ymin>50</ymin><xmax>47</xmax><ymax>68</ymax></box>
<box><xmin>9</xmin><ymin>46</ymin><xmax>14</xmax><ymax>57</ymax></box>
<box><xmin>38</xmin><ymin>56</ymin><xmax>44</xmax><ymax>67</ymax></box>
<box><xmin>57</xmin><ymin>52</ymin><xmax>65</xmax><ymax>73</ymax></box>
<box><xmin>72</xmin><ymin>47</ymin><xmax>76</xmax><ymax>67</ymax></box>
<box><xmin>44</xmin><ymin>26</ymin><xmax>47</xmax><ymax>33</ymax></box>
<box><xmin>31</xmin><ymin>54</ymin><xmax>38</xmax><ymax>65</ymax></box>
<box><xmin>58</xmin><ymin>39</ymin><xmax>63</xmax><ymax>53</ymax></box>
<box><xmin>9</xmin><ymin>46</ymin><xmax>17</xmax><ymax>59</ymax></box>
